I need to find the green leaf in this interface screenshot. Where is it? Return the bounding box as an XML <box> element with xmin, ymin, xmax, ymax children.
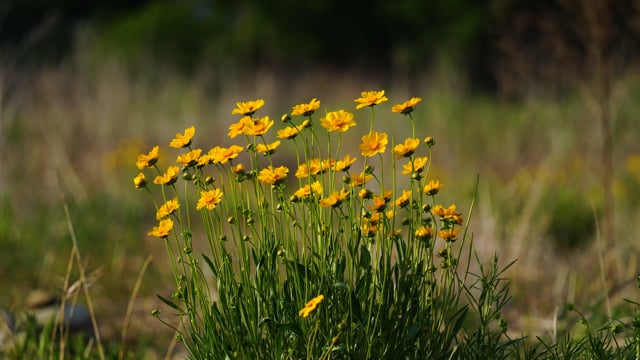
<box><xmin>202</xmin><ymin>253</ymin><xmax>217</xmax><ymax>276</ymax></box>
<box><xmin>157</xmin><ymin>294</ymin><xmax>184</xmax><ymax>314</ymax></box>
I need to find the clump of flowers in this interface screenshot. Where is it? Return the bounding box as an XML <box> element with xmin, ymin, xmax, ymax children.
<box><xmin>134</xmin><ymin>90</ymin><xmax>496</xmax><ymax>359</ymax></box>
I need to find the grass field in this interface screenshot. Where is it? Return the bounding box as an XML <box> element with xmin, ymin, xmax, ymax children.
<box><xmin>1</xmin><ymin>57</ymin><xmax>639</xmax><ymax>358</ymax></box>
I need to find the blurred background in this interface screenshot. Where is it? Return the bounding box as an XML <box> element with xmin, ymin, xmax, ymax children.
<box><xmin>1</xmin><ymin>0</ymin><xmax>639</xmax><ymax>355</ymax></box>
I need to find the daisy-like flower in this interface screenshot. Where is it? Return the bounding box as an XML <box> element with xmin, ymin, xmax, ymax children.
<box><xmin>196</xmin><ymin>189</ymin><xmax>224</xmax><ymax>210</ymax></box>
<box><xmin>170</xmin><ymin>126</ymin><xmax>195</xmax><ymax>148</ymax></box>
<box><xmin>255</xmin><ymin>140</ymin><xmax>281</xmax><ymax>155</ymax></box>
<box><xmin>320</xmin><ymin>110</ymin><xmax>356</xmax><ymax>132</ymax></box>
<box><xmin>176</xmin><ymin>149</ymin><xmax>202</xmax><ymax>167</ymax></box>
<box><xmin>333</xmin><ymin>154</ymin><xmax>357</xmax><ymax>172</ymax></box>
<box><xmin>293</xmin><ymin>181</ymin><xmax>323</xmax><ymax>201</ymax></box>
<box><xmin>277</xmin><ymin>126</ymin><xmax>302</xmax><ymax>139</ymax></box>
<box><xmin>136</xmin><ymin>146</ymin><xmax>159</xmax><ymax>170</ymax></box>
<box><xmin>354</xmin><ymin>90</ymin><xmax>388</xmax><ymax>109</ymax></box>
<box><xmin>423</xmin><ymin>180</ymin><xmax>444</xmax><ymax>196</ymax></box>
<box><xmin>231</xmin><ymin>99</ymin><xmax>265</xmax><ymax>116</ymax></box>
<box><xmin>154</xmin><ymin>166</ymin><xmax>180</xmax><ymax>185</ymax></box>
<box><xmin>401</xmin><ymin>156</ymin><xmax>428</xmax><ymax>175</ymax></box>
<box><xmin>295</xmin><ymin>159</ymin><xmax>331</xmax><ymax>178</ymax></box>
<box><xmin>392</xmin><ymin>97</ymin><xmax>422</xmax><ymax>115</ymax></box>
<box><xmin>133</xmin><ymin>172</ymin><xmax>147</xmax><ymax>189</ymax></box>
<box><xmin>258</xmin><ymin>165</ymin><xmax>289</xmax><ymax>185</ymax></box>
<box><xmin>394</xmin><ymin>189</ymin><xmax>412</xmax><ymax>208</ymax></box>
<box><xmin>438</xmin><ymin>227</ymin><xmax>459</xmax><ymax>242</ymax></box>
<box><xmin>228</xmin><ymin>116</ymin><xmax>254</xmax><ymax>138</ymax></box>
<box><xmin>392</xmin><ymin>138</ymin><xmax>420</xmax><ymax>159</ymax></box>
<box><xmin>291</xmin><ymin>98</ymin><xmax>320</xmax><ymax>116</ymax></box>
<box><xmin>299</xmin><ymin>294</ymin><xmax>324</xmax><ymax>318</ymax></box>
<box><xmin>359</xmin><ymin>131</ymin><xmax>388</xmax><ymax>157</ymax></box>
<box><xmin>415</xmin><ymin>225</ymin><xmax>434</xmax><ymax>239</ymax></box>
<box><xmin>351</xmin><ymin>172</ymin><xmax>373</xmax><ymax>187</ymax></box>
<box><xmin>148</xmin><ymin>218</ymin><xmax>174</xmax><ymax>239</ymax></box>
<box><xmin>209</xmin><ymin>145</ymin><xmax>244</xmax><ymax>164</ymax></box>
<box><xmin>245</xmin><ymin>116</ymin><xmax>274</xmax><ymax>136</ymax></box>
<box><xmin>156</xmin><ymin>198</ymin><xmax>180</xmax><ymax>220</ymax></box>
<box><xmin>319</xmin><ymin>188</ymin><xmax>349</xmax><ymax>208</ymax></box>
<box><xmin>368</xmin><ymin>195</ymin><xmax>387</xmax><ymax>212</ymax></box>
<box><xmin>432</xmin><ymin>204</ymin><xmax>464</xmax><ymax>225</ymax></box>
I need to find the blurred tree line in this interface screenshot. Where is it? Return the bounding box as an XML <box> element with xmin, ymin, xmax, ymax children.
<box><xmin>1</xmin><ymin>0</ymin><xmax>639</xmax><ymax>94</ymax></box>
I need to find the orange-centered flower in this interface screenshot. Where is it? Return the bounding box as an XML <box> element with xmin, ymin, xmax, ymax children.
<box><xmin>197</xmin><ymin>189</ymin><xmax>224</xmax><ymax>210</ymax></box>
<box><xmin>245</xmin><ymin>116</ymin><xmax>274</xmax><ymax>136</ymax></box>
<box><xmin>320</xmin><ymin>110</ymin><xmax>356</xmax><ymax>132</ymax></box>
<box><xmin>170</xmin><ymin>126</ymin><xmax>195</xmax><ymax>148</ymax></box>
<box><xmin>231</xmin><ymin>99</ymin><xmax>265</xmax><ymax>116</ymax></box>
<box><xmin>228</xmin><ymin>116</ymin><xmax>253</xmax><ymax>138</ymax></box>
<box><xmin>359</xmin><ymin>130</ymin><xmax>388</xmax><ymax>156</ymax></box>
<box><xmin>354</xmin><ymin>90</ymin><xmax>388</xmax><ymax>109</ymax></box>
<box><xmin>299</xmin><ymin>294</ymin><xmax>324</xmax><ymax>318</ymax></box>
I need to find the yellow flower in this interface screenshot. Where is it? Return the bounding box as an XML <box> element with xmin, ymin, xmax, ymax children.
<box><xmin>320</xmin><ymin>110</ymin><xmax>356</xmax><ymax>132</ymax></box>
<box><xmin>334</xmin><ymin>154</ymin><xmax>357</xmax><ymax>172</ymax></box>
<box><xmin>197</xmin><ymin>189</ymin><xmax>224</xmax><ymax>210</ymax></box>
<box><xmin>148</xmin><ymin>218</ymin><xmax>174</xmax><ymax>239</ymax></box>
<box><xmin>176</xmin><ymin>149</ymin><xmax>202</xmax><ymax>167</ymax></box>
<box><xmin>354</xmin><ymin>90</ymin><xmax>388</xmax><ymax>109</ymax></box>
<box><xmin>231</xmin><ymin>99</ymin><xmax>265</xmax><ymax>116</ymax></box>
<box><xmin>228</xmin><ymin>116</ymin><xmax>253</xmax><ymax>138</ymax></box>
<box><xmin>359</xmin><ymin>131</ymin><xmax>388</xmax><ymax>157</ymax></box>
<box><xmin>256</xmin><ymin>140</ymin><xmax>281</xmax><ymax>155</ymax></box>
<box><xmin>319</xmin><ymin>188</ymin><xmax>349</xmax><ymax>208</ymax></box>
<box><xmin>392</xmin><ymin>138</ymin><xmax>420</xmax><ymax>159</ymax></box>
<box><xmin>295</xmin><ymin>158</ymin><xmax>331</xmax><ymax>178</ymax></box>
<box><xmin>415</xmin><ymin>225</ymin><xmax>434</xmax><ymax>239</ymax></box>
<box><xmin>156</xmin><ymin>198</ymin><xmax>180</xmax><ymax>220</ymax></box>
<box><xmin>133</xmin><ymin>172</ymin><xmax>147</xmax><ymax>189</ymax></box>
<box><xmin>361</xmin><ymin>222</ymin><xmax>378</xmax><ymax>237</ymax></box>
<box><xmin>291</xmin><ymin>98</ymin><xmax>320</xmax><ymax>116</ymax></box>
<box><xmin>423</xmin><ymin>180</ymin><xmax>444</xmax><ymax>196</ymax></box>
<box><xmin>136</xmin><ymin>146</ymin><xmax>159</xmax><ymax>170</ymax></box>
<box><xmin>438</xmin><ymin>227</ymin><xmax>459</xmax><ymax>242</ymax></box>
<box><xmin>392</xmin><ymin>97</ymin><xmax>422</xmax><ymax>115</ymax></box>
<box><xmin>394</xmin><ymin>189</ymin><xmax>412</xmax><ymax>208</ymax></box>
<box><xmin>209</xmin><ymin>145</ymin><xmax>243</xmax><ymax>164</ymax></box>
<box><xmin>401</xmin><ymin>156</ymin><xmax>428</xmax><ymax>175</ymax></box>
<box><xmin>368</xmin><ymin>195</ymin><xmax>387</xmax><ymax>212</ymax></box>
<box><xmin>258</xmin><ymin>165</ymin><xmax>289</xmax><ymax>185</ymax></box>
<box><xmin>232</xmin><ymin>163</ymin><xmax>246</xmax><ymax>174</ymax></box>
<box><xmin>170</xmin><ymin>126</ymin><xmax>195</xmax><ymax>148</ymax></box>
<box><xmin>299</xmin><ymin>294</ymin><xmax>324</xmax><ymax>318</ymax></box>
<box><xmin>277</xmin><ymin>126</ymin><xmax>302</xmax><ymax>139</ymax></box>
<box><xmin>432</xmin><ymin>204</ymin><xmax>463</xmax><ymax>225</ymax></box>
<box><xmin>154</xmin><ymin>166</ymin><xmax>180</xmax><ymax>185</ymax></box>
<box><xmin>245</xmin><ymin>116</ymin><xmax>274</xmax><ymax>136</ymax></box>
<box><xmin>293</xmin><ymin>181</ymin><xmax>323</xmax><ymax>200</ymax></box>
<box><xmin>351</xmin><ymin>172</ymin><xmax>372</xmax><ymax>187</ymax></box>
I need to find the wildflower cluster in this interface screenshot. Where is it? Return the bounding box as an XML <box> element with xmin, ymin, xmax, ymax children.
<box><xmin>135</xmin><ymin>91</ymin><xmax>478</xmax><ymax>358</ymax></box>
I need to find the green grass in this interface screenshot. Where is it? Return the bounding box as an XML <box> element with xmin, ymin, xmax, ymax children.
<box><xmin>1</xmin><ymin>57</ymin><xmax>639</xmax><ymax>358</ymax></box>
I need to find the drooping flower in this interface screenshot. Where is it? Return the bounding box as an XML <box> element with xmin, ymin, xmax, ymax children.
<box><xmin>401</xmin><ymin>156</ymin><xmax>428</xmax><ymax>175</ymax></box>
<box><xmin>156</xmin><ymin>198</ymin><xmax>180</xmax><ymax>220</ymax></box>
<box><xmin>148</xmin><ymin>218</ymin><xmax>174</xmax><ymax>239</ymax></box>
<box><xmin>170</xmin><ymin>126</ymin><xmax>195</xmax><ymax>148</ymax></box>
<box><xmin>333</xmin><ymin>154</ymin><xmax>357</xmax><ymax>172</ymax></box>
<box><xmin>231</xmin><ymin>99</ymin><xmax>265</xmax><ymax>116</ymax></box>
<box><xmin>154</xmin><ymin>166</ymin><xmax>180</xmax><ymax>185</ymax></box>
<box><xmin>392</xmin><ymin>138</ymin><xmax>420</xmax><ymax>159</ymax></box>
<box><xmin>299</xmin><ymin>294</ymin><xmax>324</xmax><ymax>318</ymax></box>
<box><xmin>359</xmin><ymin>130</ymin><xmax>388</xmax><ymax>157</ymax></box>
<box><xmin>228</xmin><ymin>116</ymin><xmax>253</xmax><ymax>138</ymax></box>
<box><xmin>136</xmin><ymin>146</ymin><xmax>159</xmax><ymax>170</ymax></box>
<box><xmin>320</xmin><ymin>110</ymin><xmax>356</xmax><ymax>132</ymax></box>
<box><xmin>255</xmin><ymin>140</ymin><xmax>281</xmax><ymax>155</ymax></box>
<box><xmin>277</xmin><ymin>126</ymin><xmax>302</xmax><ymax>139</ymax></box>
<box><xmin>176</xmin><ymin>149</ymin><xmax>202</xmax><ymax>167</ymax></box>
<box><xmin>196</xmin><ymin>189</ymin><xmax>224</xmax><ymax>210</ymax></box>
<box><xmin>354</xmin><ymin>90</ymin><xmax>388</xmax><ymax>109</ymax></box>
<box><xmin>245</xmin><ymin>116</ymin><xmax>274</xmax><ymax>136</ymax></box>
<box><xmin>258</xmin><ymin>165</ymin><xmax>289</xmax><ymax>185</ymax></box>
<box><xmin>133</xmin><ymin>172</ymin><xmax>147</xmax><ymax>189</ymax></box>
<box><xmin>291</xmin><ymin>98</ymin><xmax>320</xmax><ymax>116</ymax></box>
<box><xmin>423</xmin><ymin>180</ymin><xmax>444</xmax><ymax>196</ymax></box>
<box><xmin>392</xmin><ymin>97</ymin><xmax>422</xmax><ymax>115</ymax></box>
